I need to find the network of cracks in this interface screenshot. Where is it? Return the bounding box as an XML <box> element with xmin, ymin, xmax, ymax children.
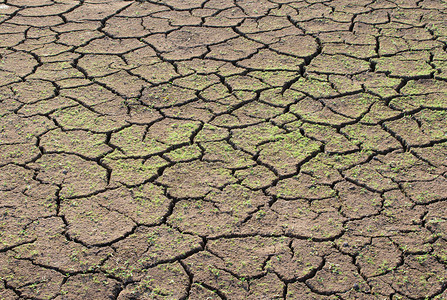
<box><xmin>1</xmin><ymin>0</ymin><xmax>447</xmax><ymax>299</ymax></box>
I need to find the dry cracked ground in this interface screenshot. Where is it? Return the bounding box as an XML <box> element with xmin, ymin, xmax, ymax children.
<box><xmin>1</xmin><ymin>0</ymin><xmax>447</xmax><ymax>299</ymax></box>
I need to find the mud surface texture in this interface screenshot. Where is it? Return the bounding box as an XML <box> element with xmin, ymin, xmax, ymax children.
<box><xmin>1</xmin><ymin>0</ymin><xmax>447</xmax><ymax>299</ymax></box>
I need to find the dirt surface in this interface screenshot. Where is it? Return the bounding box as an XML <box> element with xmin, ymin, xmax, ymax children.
<box><xmin>1</xmin><ymin>0</ymin><xmax>447</xmax><ymax>299</ymax></box>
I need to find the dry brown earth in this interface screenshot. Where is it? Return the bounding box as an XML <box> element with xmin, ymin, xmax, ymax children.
<box><xmin>1</xmin><ymin>0</ymin><xmax>447</xmax><ymax>299</ymax></box>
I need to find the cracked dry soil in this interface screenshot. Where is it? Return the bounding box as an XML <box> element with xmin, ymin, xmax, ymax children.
<box><xmin>1</xmin><ymin>0</ymin><xmax>447</xmax><ymax>299</ymax></box>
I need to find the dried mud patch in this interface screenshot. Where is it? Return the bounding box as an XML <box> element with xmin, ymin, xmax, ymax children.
<box><xmin>2</xmin><ymin>0</ymin><xmax>447</xmax><ymax>298</ymax></box>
